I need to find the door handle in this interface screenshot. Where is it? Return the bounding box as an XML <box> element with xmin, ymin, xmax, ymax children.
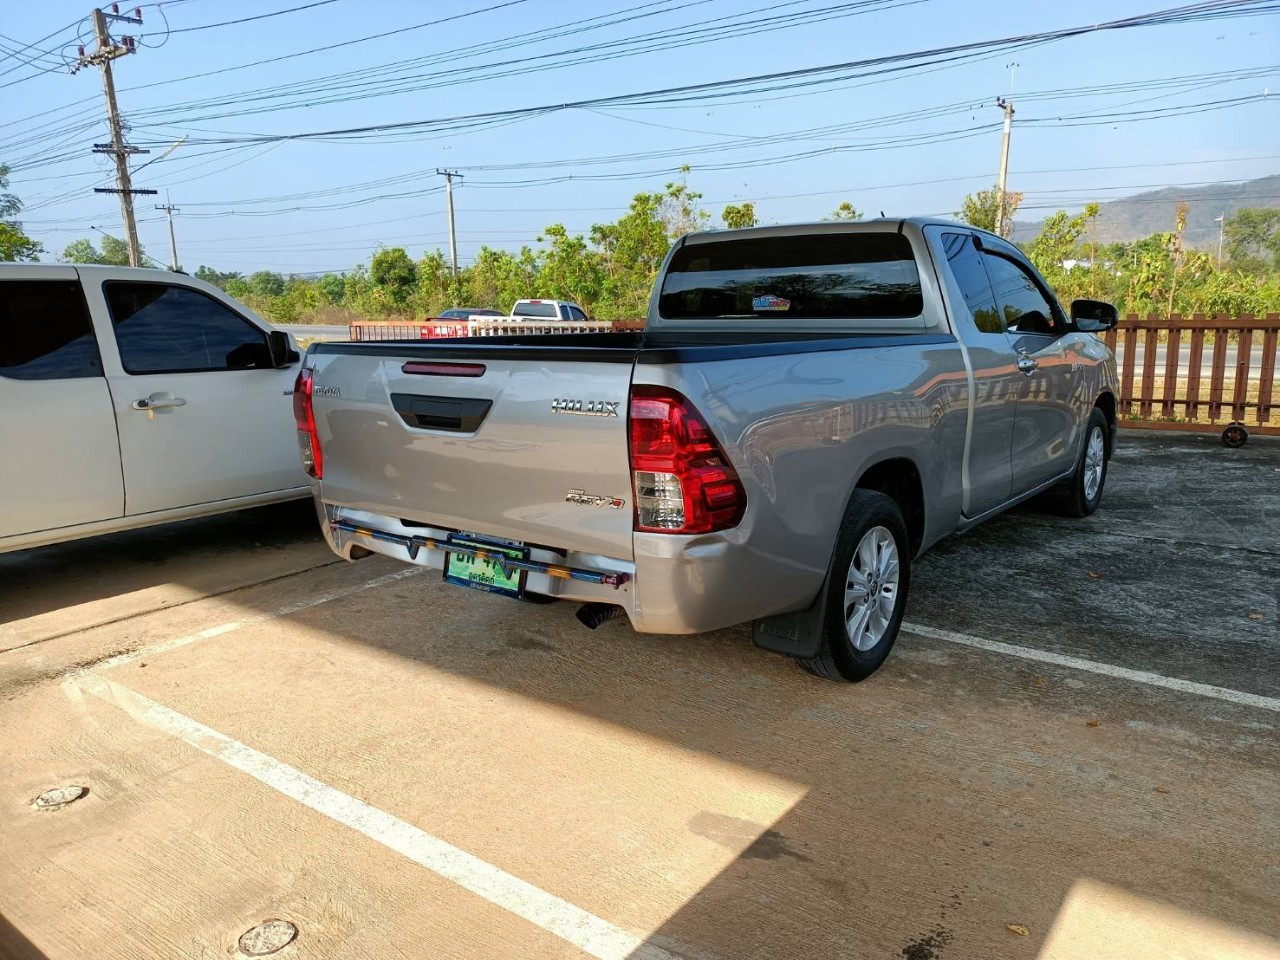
<box><xmin>132</xmin><ymin>394</ymin><xmax>187</xmax><ymax>411</ymax></box>
<box><xmin>1016</xmin><ymin>355</ymin><xmax>1038</xmax><ymax>376</ymax></box>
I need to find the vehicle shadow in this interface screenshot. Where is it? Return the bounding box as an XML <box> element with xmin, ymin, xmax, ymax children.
<box><xmin>0</xmin><ymin>911</ymin><xmax>49</xmax><ymax>960</ymax></box>
<box><xmin>0</xmin><ymin>499</ymin><xmax>328</xmax><ymax>648</ymax></box>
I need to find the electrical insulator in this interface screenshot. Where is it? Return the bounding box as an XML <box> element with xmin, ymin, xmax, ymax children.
<box><xmin>112</xmin><ymin>3</ymin><xmax>119</xmax><ymax>13</ymax></box>
<box><xmin>78</xmin><ymin>45</ymin><xmax>85</xmax><ymax>57</ymax></box>
<box><xmin>134</xmin><ymin>7</ymin><xmax>142</xmax><ymax>18</ymax></box>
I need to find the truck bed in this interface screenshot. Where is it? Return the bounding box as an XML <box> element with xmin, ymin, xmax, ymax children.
<box><xmin>310</xmin><ymin>329</ymin><xmax>956</xmax><ymax>365</ymax></box>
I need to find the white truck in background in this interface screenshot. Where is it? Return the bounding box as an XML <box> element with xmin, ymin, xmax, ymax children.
<box><xmin>0</xmin><ymin>264</ymin><xmax>308</xmax><ymax>554</ymax></box>
<box><xmin>509</xmin><ymin>299</ymin><xmax>590</xmax><ymax>321</ymax></box>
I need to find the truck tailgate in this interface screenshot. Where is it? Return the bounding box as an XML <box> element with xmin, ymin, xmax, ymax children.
<box><xmin>310</xmin><ymin>350</ymin><xmax>636</xmax><ymax>559</ymax></box>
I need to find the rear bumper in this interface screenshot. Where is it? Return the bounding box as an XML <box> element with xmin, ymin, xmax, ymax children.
<box><xmin>316</xmin><ymin>501</ymin><xmax>817</xmax><ymax>635</ymax></box>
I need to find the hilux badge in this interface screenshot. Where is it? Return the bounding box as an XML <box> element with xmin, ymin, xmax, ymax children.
<box><xmin>552</xmin><ymin>398</ymin><xmax>619</xmax><ymax>417</ymax></box>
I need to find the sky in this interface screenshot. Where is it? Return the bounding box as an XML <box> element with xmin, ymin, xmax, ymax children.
<box><xmin>3</xmin><ymin>0</ymin><xmax>1278</xmax><ymax>275</ymax></box>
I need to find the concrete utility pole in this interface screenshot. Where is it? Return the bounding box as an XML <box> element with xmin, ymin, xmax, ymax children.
<box><xmin>437</xmin><ymin>169</ymin><xmax>462</xmax><ymax>278</ymax></box>
<box><xmin>1215</xmin><ymin>212</ymin><xmax>1226</xmax><ymax>266</ymax></box>
<box><xmin>156</xmin><ymin>197</ymin><xmax>180</xmax><ymax>270</ymax></box>
<box><xmin>77</xmin><ymin>7</ymin><xmax>154</xmax><ymax>268</ymax></box>
<box><xmin>993</xmin><ymin>96</ymin><xmax>1015</xmax><ymax>238</ymax></box>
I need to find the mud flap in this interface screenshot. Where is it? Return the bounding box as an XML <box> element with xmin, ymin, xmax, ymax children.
<box><xmin>751</xmin><ymin>576</ymin><xmax>830</xmax><ymax>659</ymax></box>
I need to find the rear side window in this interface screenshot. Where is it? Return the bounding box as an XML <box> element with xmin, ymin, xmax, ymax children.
<box><xmin>658</xmin><ymin>233</ymin><xmax>922</xmax><ymax>320</ymax></box>
<box><xmin>0</xmin><ymin>279</ymin><xmax>101</xmax><ymax>380</ymax></box>
<box><xmin>105</xmin><ymin>282</ymin><xmax>271</xmax><ymax>374</ymax></box>
<box><xmin>513</xmin><ymin>302</ymin><xmax>558</xmax><ymax>318</ymax></box>
<box><xmin>941</xmin><ymin>233</ymin><xmax>1003</xmax><ymax>334</ymax></box>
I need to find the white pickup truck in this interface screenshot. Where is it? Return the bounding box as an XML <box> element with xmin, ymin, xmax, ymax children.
<box><xmin>0</xmin><ymin>264</ymin><xmax>308</xmax><ymax>554</ymax></box>
<box><xmin>509</xmin><ymin>299</ymin><xmax>590</xmax><ymax>321</ymax></box>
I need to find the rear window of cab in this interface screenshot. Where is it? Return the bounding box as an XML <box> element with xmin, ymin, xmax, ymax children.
<box><xmin>658</xmin><ymin>232</ymin><xmax>922</xmax><ymax>320</ymax></box>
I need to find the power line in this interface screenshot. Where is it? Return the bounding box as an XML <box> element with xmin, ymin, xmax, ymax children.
<box><xmin>116</xmin><ymin>1</ymin><xmax>1280</xmax><ymax>149</ymax></box>
<box><xmin>138</xmin><ymin>0</ymin><xmax>343</xmax><ymax>37</ymax></box>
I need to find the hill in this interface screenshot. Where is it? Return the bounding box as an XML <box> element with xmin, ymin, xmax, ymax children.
<box><xmin>1009</xmin><ymin>173</ymin><xmax>1280</xmax><ymax>249</ymax></box>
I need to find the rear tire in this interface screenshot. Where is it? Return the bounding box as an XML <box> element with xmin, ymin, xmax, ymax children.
<box><xmin>797</xmin><ymin>490</ymin><xmax>911</xmax><ymax>683</ymax></box>
<box><xmin>1048</xmin><ymin>408</ymin><xmax>1109</xmax><ymax>518</ymax></box>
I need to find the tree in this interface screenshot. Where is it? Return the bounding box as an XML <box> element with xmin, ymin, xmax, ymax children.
<box><xmin>1028</xmin><ymin>209</ymin><xmax>1090</xmax><ymax>287</ymax></box>
<box><xmin>659</xmin><ymin>169</ymin><xmax>709</xmax><ymax>238</ymax></box>
<box><xmin>0</xmin><ymin>163</ymin><xmax>42</xmax><ymax>262</ymax></box>
<box><xmin>369</xmin><ymin>246</ymin><xmax>417</xmax><ymax>308</ymax></box>
<box><xmin>316</xmin><ymin>272</ymin><xmax>345</xmax><ymax>304</ymax></box>
<box><xmin>721</xmin><ymin>202</ymin><xmax>757</xmax><ymax>229</ymax></box>
<box><xmin>61</xmin><ymin>235</ymin><xmax>132</xmax><ymax>265</ymax></box>
<box><xmin>247</xmin><ymin>270</ymin><xmax>285</xmax><ymax>297</ymax></box>
<box><xmin>194</xmin><ymin>265</ymin><xmax>242</xmax><ymax>289</ymax></box>
<box><xmin>825</xmin><ymin>202</ymin><xmax>863</xmax><ymax>222</ymax></box>
<box><xmin>537</xmin><ymin>224</ymin><xmax>603</xmax><ymax>310</ymax></box>
<box><xmin>958</xmin><ymin>186</ymin><xmax>1022</xmax><ymax>238</ymax></box>
<box><xmin>1223</xmin><ymin>207</ymin><xmax>1280</xmax><ymax>274</ymax></box>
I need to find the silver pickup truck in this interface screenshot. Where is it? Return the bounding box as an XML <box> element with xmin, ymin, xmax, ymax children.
<box><xmin>298</xmin><ymin>219</ymin><xmax>1119</xmax><ymax>682</ymax></box>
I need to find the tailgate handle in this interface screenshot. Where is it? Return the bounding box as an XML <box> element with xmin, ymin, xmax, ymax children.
<box><xmin>390</xmin><ymin>393</ymin><xmax>492</xmax><ymax>432</ymax></box>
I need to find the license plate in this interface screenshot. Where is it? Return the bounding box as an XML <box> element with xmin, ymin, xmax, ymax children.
<box><xmin>443</xmin><ymin>535</ymin><xmax>527</xmax><ymax>599</ymax></box>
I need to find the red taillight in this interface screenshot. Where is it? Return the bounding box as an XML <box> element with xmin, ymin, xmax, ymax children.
<box><xmin>292</xmin><ymin>368</ymin><xmax>322</xmax><ymax>479</ymax></box>
<box><xmin>629</xmin><ymin>385</ymin><xmax>745</xmax><ymax>534</ymax></box>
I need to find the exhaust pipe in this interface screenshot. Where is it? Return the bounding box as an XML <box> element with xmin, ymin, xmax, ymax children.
<box><xmin>575</xmin><ymin>602</ymin><xmax>625</xmax><ymax>630</ymax></box>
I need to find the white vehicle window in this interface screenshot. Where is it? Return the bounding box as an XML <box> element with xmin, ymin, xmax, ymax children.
<box><xmin>105</xmin><ymin>282</ymin><xmax>272</xmax><ymax>374</ymax></box>
<box><xmin>0</xmin><ymin>279</ymin><xmax>102</xmax><ymax>380</ymax></box>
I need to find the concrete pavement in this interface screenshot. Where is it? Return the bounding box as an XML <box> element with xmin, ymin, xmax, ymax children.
<box><xmin>1</xmin><ymin>432</ymin><xmax>1277</xmax><ymax>960</ymax></box>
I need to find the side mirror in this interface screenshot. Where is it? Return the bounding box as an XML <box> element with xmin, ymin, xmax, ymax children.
<box><xmin>1070</xmin><ymin>299</ymin><xmax>1118</xmax><ymax>332</ymax></box>
<box><xmin>267</xmin><ymin>329</ymin><xmax>300</xmax><ymax>368</ymax></box>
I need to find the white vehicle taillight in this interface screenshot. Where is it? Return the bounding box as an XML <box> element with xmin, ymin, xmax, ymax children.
<box><xmin>629</xmin><ymin>386</ymin><xmax>745</xmax><ymax>534</ymax></box>
<box><xmin>292</xmin><ymin>368</ymin><xmax>322</xmax><ymax>479</ymax></box>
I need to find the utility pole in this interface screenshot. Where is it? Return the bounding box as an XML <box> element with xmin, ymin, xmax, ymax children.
<box><xmin>437</xmin><ymin>169</ymin><xmax>462</xmax><ymax>278</ymax></box>
<box><xmin>156</xmin><ymin>197</ymin><xmax>180</xmax><ymax>270</ymax></box>
<box><xmin>1215</xmin><ymin>212</ymin><xmax>1226</xmax><ymax>266</ymax></box>
<box><xmin>993</xmin><ymin>97</ymin><xmax>1015</xmax><ymax>238</ymax></box>
<box><xmin>76</xmin><ymin>6</ymin><xmax>154</xmax><ymax>268</ymax></box>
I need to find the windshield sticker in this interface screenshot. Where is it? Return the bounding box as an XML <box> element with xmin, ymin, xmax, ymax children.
<box><xmin>752</xmin><ymin>294</ymin><xmax>791</xmax><ymax>312</ymax></box>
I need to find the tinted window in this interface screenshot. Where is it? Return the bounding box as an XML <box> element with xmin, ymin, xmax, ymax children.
<box><xmin>659</xmin><ymin>233</ymin><xmax>922</xmax><ymax>320</ymax></box>
<box><xmin>0</xmin><ymin>280</ymin><xmax>101</xmax><ymax>380</ymax></box>
<box><xmin>941</xmin><ymin>233</ymin><xmax>1003</xmax><ymax>334</ymax></box>
<box><xmin>982</xmin><ymin>254</ymin><xmax>1062</xmax><ymax>336</ymax></box>
<box><xmin>106</xmin><ymin>282</ymin><xmax>271</xmax><ymax>374</ymax></box>
<box><xmin>513</xmin><ymin>302</ymin><xmax>558</xmax><ymax>318</ymax></box>
<box><xmin>569</xmin><ymin>306</ymin><xmax>588</xmax><ymax>321</ymax></box>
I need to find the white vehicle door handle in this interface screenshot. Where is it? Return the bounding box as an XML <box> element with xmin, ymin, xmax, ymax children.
<box><xmin>132</xmin><ymin>393</ymin><xmax>187</xmax><ymax>411</ymax></box>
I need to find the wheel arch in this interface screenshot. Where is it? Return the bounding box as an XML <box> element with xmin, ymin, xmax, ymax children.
<box><xmin>855</xmin><ymin>456</ymin><xmax>926</xmax><ymax>555</ymax></box>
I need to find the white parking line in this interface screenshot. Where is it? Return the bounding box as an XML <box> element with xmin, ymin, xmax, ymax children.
<box><xmin>902</xmin><ymin>622</ymin><xmax>1280</xmax><ymax>713</ymax></box>
<box><xmin>93</xmin><ymin>567</ymin><xmax>427</xmax><ymax>674</ymax></box>
<box><xmin>73</xmin><ymin>672</ymin><xmax>682</xmax><ymax>960</ymax></box>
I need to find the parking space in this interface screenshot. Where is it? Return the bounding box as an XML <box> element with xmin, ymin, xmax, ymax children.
<box><xmin>2</xmin><ymin>432</ymin><xmax>1277</xmax><ymax>960</ymax></box>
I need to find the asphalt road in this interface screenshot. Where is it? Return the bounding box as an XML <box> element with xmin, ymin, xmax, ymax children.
<box><xmin>2</xmin><ymin>432</ymin><xmax>1277</xmax><ymax>960</ymax></box>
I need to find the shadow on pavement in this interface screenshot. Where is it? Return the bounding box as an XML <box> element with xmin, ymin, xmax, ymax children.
<box><xmin>0</xmin><ymin>911</ymin><xmax>48</xmax><ymax>960</ymax></box>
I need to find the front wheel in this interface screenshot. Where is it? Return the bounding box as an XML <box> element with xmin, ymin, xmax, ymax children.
<box><xmin>798</xmin><ymin>490</ymin><xmax>911</xmax><ymax>683</ymax></box>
